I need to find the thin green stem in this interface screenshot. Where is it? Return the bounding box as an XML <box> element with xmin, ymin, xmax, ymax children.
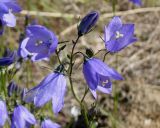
<box><xmin>73</xmin><ymin>51</ymin><xmax>86</xmax><ymax>58</ymax></box>
<box><xmin>68</xmin><ymin>36</ymin><xmax>81</xmax><ymax>104</ymax></box>
<box><xmin>103</xmin><ymin>51</ymin><xmax>110</xmax><ymax>62</ymax></box>
<box><xmin>26</xmin><ymin>61</ymin><xmax>30</xmax><ymax>88</ymax></box>
<box><xmin>68</xmin><ymin>76</ymin><xmax>81</xmax><ymax>104</ymax></box>
<box><xmin>58</xmin><ymin>40</ymin><xmax>70</xmax><ymax>44</ymax></box>
<box><xmin>68</xmin><ymin>36</ymin><xmax>90</xmax><ymax>127</ymax></box>
<box><xmin>0</xmin><ymin>68</ymin><xmax>7</xmax><ymax>97</ymax></box>
<box><xmin>81</xmin><ymin>104</ymin><xmax>89</xmax><ymax>127</ymax></box>
<box><xmin>56</xmin><ymin>50</ymin><xmax>68</xmax><ymax>73</ymax></box>
<box><xmin>56</xmin><ymin>50</ymin><xmax>63</xmax><ymax>65</ymax></box>
<box><xmin>94</xmin><ymin>49</ymin><xmax>106</xmax><ymax>56</ymax></box>
<box><xmin>69</xmin><ymin>36</ymin><xmax>80</xmax><ymax>75</ymax></box>
<box><xmin>111</xmin><ymin>0</ymin><xmax>117</xmax><ymax>16</ymax></box>
<box><xmin>81</xmin><ymin>87</ymin><xmax>89</xmax><ymax>103</ymax></box>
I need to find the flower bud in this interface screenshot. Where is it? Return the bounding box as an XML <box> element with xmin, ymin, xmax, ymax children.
<box><xmin>78</xmin><ymin>11</ymin><xmax>99</xmax><ymax>36</ymax></box>
<box><xmin>7</xmin><ymin>81</ymin><xmax>17</xmax><ymax>97</ymax></box>
<box><xmin>0</xmin><ymin>49</ymin><xmax>16</xmax><ymax>66</ymax></box>
<box><xmin>86</xmin><ymin>48</ymin><xmax>94</xmax><ymax>58</ymax></box>
<box><xmin>21</xmin><ymin>88</ymin><xmax>28</xmax><ymax>101</ymax></box>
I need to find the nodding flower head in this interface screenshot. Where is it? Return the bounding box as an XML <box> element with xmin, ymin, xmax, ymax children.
<box><xmin>24</xmin><ymin>71</ymin><xmax>67</xmax><ymax>115</ymax></box>
<box><xmin>18</xmin><ymin>25</ymin><xmax>58</xmax><ymax>61</ymax></box>
<box><xmin>78</xmin><ymin>11</ymin><xmax>99</xmax><ymax>36</ymax></box>
<box><xmin>83</xmin><ymin>57</ymin><xmax>123</xmax><ymax>99</ymax></box>
<box><xmin>104</xmin><ymin>16</ymin><xmax>137</xmax><ymax>53</ymax></box>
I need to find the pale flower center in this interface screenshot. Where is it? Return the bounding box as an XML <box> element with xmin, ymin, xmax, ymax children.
<box><xmin>101</xmin><ymin>79</ymin><xmax>109</xmax><ymax>86</ymax></box>
<box><xmin>35</xmin><ymin>40</ymin><xmax>43</xmax><ymax>46</ymax></box>
<box><xmin>115</xmin><ymin>31</ymin><xmax>124</xmax><ymax>39</ymax></box>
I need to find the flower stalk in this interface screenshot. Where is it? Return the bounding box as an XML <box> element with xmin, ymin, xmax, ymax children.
<box><xmin>68</xmin><ymin>36</ymin><xmax>90</xmax><ymax>127</ymax></box>
<box><xmin>68</xmin><ymin>36</ymin><xmax>81</xmax><ymax>104</ymax></box>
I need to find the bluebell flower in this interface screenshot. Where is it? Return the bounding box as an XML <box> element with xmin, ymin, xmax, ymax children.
<box><xmin>129</xmin><ymin>0</ymin><xmax>142</xmax><ymax>6</ymax></box>
<box><xmin>0</xmin><ymin>0</ymin><xmax>21</xmax><ymax>13</ymax></box>
<box><xmin>7</xmin><ymin>81</ymin><xmax>18</xmax><ymax>97</ymax></box>
<box><xmin>18</xmin><ymin>25</ymin><xmax>58</xmax><ymax>61</ymax></box>
<box><xmin>104</xmin><ymin>16</ymin><xmax>137</xmax><ymax>53</ymax></box>
<box><xmin>78</xmin><ymin>11</ymin><xmax>99</xmax><ymax>36</ymax></box>
<box><xmin>24</xmin><ymin>72</ymin><xmax>67</xmax><ymax>114</ymax></box>
<box><xmin>0</xmin><ymin>0</ymin><xmax>21</xmax><ymax>35</ymax></box>
<box><xmin>83</xmin><ymin>58</ymin><xmax>123</xmax><ymax>98</ymax></box>
<box><xmin>11</xmin><ymin>105</ymin><xmax>36</xmax><ymax>128</ymax></box>
<box><xmin>41</xmin><ymin>119</ymin><xmax>61</xmax><ymax>128</ymax></box>
<box><xmin>0</xmin><ymin>100</ymin><xmax>8</xmax><ymax>127</ymax></box>
<box><xmin>0</xmin><ymin>49</ymin><xmax>16</xmax><ymax>66</ymax></box>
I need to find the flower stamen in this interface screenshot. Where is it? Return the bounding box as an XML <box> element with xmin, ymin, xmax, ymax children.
<box><xmin>102</xmin><ymin>79</ymin><xmax>109</xmax><ymax>86</ymax></box>
<box><xmin>35</xmin><ymin>40</ymin><xmax>43</xmax><ymax>46</ymax></box>
<box><xmin>115</xmin><ymin>31</ymin><xmax>124</xmax><ymax>39</ymax></box>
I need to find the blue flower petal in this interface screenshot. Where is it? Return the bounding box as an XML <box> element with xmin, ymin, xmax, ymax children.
<box><xmin>0</xmin><ymin>3</ymin><xmax>9</xmax><ymax>13</ymax></box>
<box><xmin>97</xmin><ymin>86</ymin><xmax>112</xmax><ymax>94</ymax></box>
<box><xmin>26</xmin><ymin>25</ymin><xmax>53</xmax><ymax>42</ymax></box>
<box><xmin>25</xmin><ymin>37</ymin><xmax>48</xmax><ymax>54</ymax></box>
<box><xmin>24</xmin><ymin>73</ymin><xmax>57</xmax><ymax>105</ymax></box>
<box><xmin>83</xmin><ymin>58</ymin><xmax>123</xmax><ymax>98</ymax></box>
<box><xmin>4</xmin><ymin>1</ymin><xmax>22</xmax><ymax>13</ymax></box>
<box><xmin>105</xmin><ymin>17</ymin><xmax>137</xmax><ymax>52</ymax></box>
<box><xmin>19</xmin><ymin>25</ymin><xmax>58</xmax><ymax>61</ymax></box>
<box><xmin>0</xmin><ymin>100</ymin><xmax>8</xmax><ymax>127</ymax></box>
<box><xmin>20</xmin><ymin>106</ymin><xmax>36</xmax><ymax>124</ymax></box>
<box><xmin>130</xmin><ymin>0</ymin><xmax>142</xmax><ymax>6</ymax></box>
<box><xmin>41</xmin><ymin>119</ymin><xmax>61</xmax><ymax>128</ymax></box>
<box><xmin>24</xmin><ymin>73</ymin><xmax>67</xmax><ymax>115</ymax></box>
<box><xmin>107</xmin><ymin>24</ymin><xmax>136</xmax><ymax>52</ymax></box>
<box><xmin>89</xmin><ymin>58</ymin><xmax>123</xmax><ymax>80</ymax></box>
<box><xmin>18</xmin><ymin>37</ymin><xmax>31</xmax><ymax>59</ymax></box>
<box><xmin>83</xmin><ymin>60</ymin><xmax>99</xmax><ymax>90</ymax></box>
<box><xmin>0</xmin><ymin>50</ymin><xmax>15</xmax><ymax>66</ymax></box>
<box><xmin>52</xmin><ymin>74</ymin><xmax>66</xmax><ymax>114</ymax></box>
<box><xmin>12</xmin><ymin>105</ymin><xmax>36</xmax><ymax>128</ymax></box>
<box><xmin>104</xmin><ymin>16</ymin><xmax>122</xmax><ymax>42</ymax></box>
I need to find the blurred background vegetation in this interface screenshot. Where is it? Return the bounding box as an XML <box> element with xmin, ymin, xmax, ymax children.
<box><xmin>1</xmin><ymin>0</ymin><xmax>160</xmax><ymax>128</ymax></box>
